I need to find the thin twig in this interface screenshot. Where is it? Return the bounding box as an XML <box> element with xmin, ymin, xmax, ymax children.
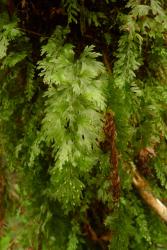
<box><xmin>19</xmin><ymin>28</ymin><xmax>49</xmax><ymax>38</ymax></box>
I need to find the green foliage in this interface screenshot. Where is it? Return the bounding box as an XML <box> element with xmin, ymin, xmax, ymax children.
<box><xmin>27</xmin><ymin>27</ymin><xmax>107</xmax><ymax>211</ymax></box>
<box><xmin>0</xmin><ymin>0</ymin><xmax>167</xmax><ymax>250</ymax></box>
<box><xmin>62</xmin><ymin>0</ymin><xmax>79</xmax><ymax>24</ymax></box>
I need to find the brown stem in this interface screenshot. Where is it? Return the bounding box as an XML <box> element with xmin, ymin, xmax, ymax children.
<box><xmin>103</xmin><ymin>48</ymin><xmax>112</xmax><ymax>74</ymax></box>
<box><xmin>103</xmin><ymin>112</ymin><xmax>120</xmax><ymax>204</ymax></box>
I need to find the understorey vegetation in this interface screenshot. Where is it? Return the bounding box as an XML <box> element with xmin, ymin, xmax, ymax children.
<box><xmin>0</xmin><ymin>0</ymin><xmax>167</xmax><ymax>249</ymax></box>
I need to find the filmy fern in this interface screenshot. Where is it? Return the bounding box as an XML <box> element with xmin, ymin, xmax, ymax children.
<box><xmin>29</xmin><ymin>27</ymin><xmax>107</xmax><ymax>210</ymax></box>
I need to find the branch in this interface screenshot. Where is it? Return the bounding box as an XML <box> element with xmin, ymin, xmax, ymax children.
<box><xmin>102</xmin><ymin>112</ymin><xmax>167</xmax><ymax>222</ymax></box>
<box><xmin>133</xmin><ymin>170</ymin><xmax>167</xmax><ymax>223</ymax></box>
